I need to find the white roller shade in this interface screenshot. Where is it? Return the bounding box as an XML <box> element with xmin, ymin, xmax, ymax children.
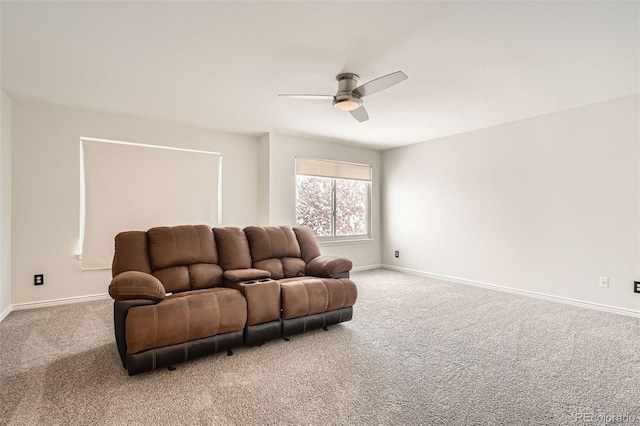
<box><xmin>295</xmin><ymin>157</ymin><xmax>372</xmax><ymax>181</ymax></box>
<box><xmin>80</xmin><ymin>138</ymin><xmax>221</xmax><ymax>270</ymax></box>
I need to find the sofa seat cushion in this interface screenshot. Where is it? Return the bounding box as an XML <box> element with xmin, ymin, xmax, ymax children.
<box><xmin>279</xmin><ymin>278</ymin><xmax>358</xmax><ymax>320</ymax></box>
<box><xmin>125</xmin><ymin>288</ymin><xmax>246</xmax><ymax>354</ymax></box>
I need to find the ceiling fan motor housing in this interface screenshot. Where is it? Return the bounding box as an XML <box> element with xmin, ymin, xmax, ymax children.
<box><xmin>333</xmin><ymin>73</ymin><xmax>362</xmax><ymax>111</ymax></box>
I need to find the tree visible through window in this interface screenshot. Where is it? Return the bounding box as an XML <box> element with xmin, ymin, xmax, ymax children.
<box><xmin>296</xmin><ymin>175</ymin><xmax>333</xmax><ymax>237</ymax></box>
<box><xmin>335</xmin><ymin>178</ymin><xmax>367</xmax><ymax>236</ymax></box>
<box><xmin>295</xmin><ymin>158</ymin><xmax>371</xmax><ymax>239</ymax></box>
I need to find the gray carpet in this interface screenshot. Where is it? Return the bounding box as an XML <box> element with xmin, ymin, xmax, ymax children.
<box><xmin>1</xmin><ymin>269</ymin><xmax>639</xmax><ymax>425</ymax></box>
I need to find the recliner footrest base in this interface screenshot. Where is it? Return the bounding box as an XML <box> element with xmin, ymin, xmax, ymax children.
<box><xmin>125</xmin><ymin>330</ymin><xmax>243</xmax><ymax>375</ymax></box>
<box><xmin>282</xmin><ymin>306</ymin><xmax>353</xmax><ymax>337</ymax></box>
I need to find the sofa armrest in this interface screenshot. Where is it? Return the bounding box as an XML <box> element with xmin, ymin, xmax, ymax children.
<box><xmin>223</xmin><ymin>268</ymin><xmax>271</xmax><ymax>283</ymax></box>
<box><xmin>306</xmin><ymin>255</ymin><xmax>353</xmax><ymax>278</ymax></box>
<box><xmin>109</xmin><ymin>271</ymin><xmax>166</xmax><ymax>302</ymax></box>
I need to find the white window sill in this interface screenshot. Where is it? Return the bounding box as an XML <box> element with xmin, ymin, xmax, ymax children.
<box><xmin>317</xmin><ymin>238</ymin><xmax>374</xmax><ymax>247</ymax></box>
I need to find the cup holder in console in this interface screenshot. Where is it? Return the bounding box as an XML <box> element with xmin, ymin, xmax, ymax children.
<box><xmin>244</xmin><ymin>278</ymin><xmax>272</xmax><ymax>285</ymax></box>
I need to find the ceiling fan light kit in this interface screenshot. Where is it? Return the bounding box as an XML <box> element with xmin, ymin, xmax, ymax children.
<box><xmin>279</xmin><ymin>71</ymin><xmax>408</xmax><ymax>122</ymax></box>
<box><xmin>333</xmin><ymin>73</ymin><xmax>363</xmax><ymax>111</ymax></box>
<box><xmin>334</xmin><ymin>98</ymin><xmax>362</xmax><ymax>112</ymax></box>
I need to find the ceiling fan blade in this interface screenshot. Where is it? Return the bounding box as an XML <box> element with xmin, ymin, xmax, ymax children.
<box><xmin>352</xmin><ymin>71</ymin><xmax>408</xmax><ymax>97</ymax></box>
<box><xmin>278</xmin><ymin>94</ymin><xmax>334</xmax><ymax>100</ymax></box>
<box><xmin>350</xmin><ymin>106</ymin><xmax>369</xmax><ymax>122</ymax></box>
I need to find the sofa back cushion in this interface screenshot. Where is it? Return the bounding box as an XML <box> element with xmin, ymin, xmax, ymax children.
<box><xmin>244</xmin><ymin>226</ymin><xmax>306</xmax><ymax>280</ymax></box>
<box><xmin>112</xmin><ymin>225</ymin><xmax>223</xmax><ymax>294</ymax></box>
<box><xmin>213</xmin><ymin>227</ymin><xmax>253</xmax><ymax>270</ymax></box>
<box><xmin>293</xmin><ymin>227</ymin><xmax>322</xmax><ymax>263</ymax></box>
<box><xmin>244</xmin><ymin>226</ymin><xmax>301</xmax><ymax>261</ymax></box>
<box><xmin>112</xmin><ymin>231</ymin><xmax>152</xmax><ymax>276</ymax></box>
<box><xmin>147</xmin><ymin>225</ymin><xmax>223</xmax><ymax>293</ymax></box>
<box><xmin>148</xmin><ymin>225</ymin><xmax>218</xmax><ymax>270</ymax></box>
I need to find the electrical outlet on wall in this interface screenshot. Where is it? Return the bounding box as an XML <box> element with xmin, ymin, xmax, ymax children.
<box><xmin>34</xmin><ymin>274</ymin><xmax>44</xmax><ymax>286</ymax></box>
<box><xmin>599</xmin><ymin>277</ymin><xmax>609</xmax><ymax>288</ymax></box>
<box><xmin>394</xmin><ymin>251</ymin><xmax>399</xmax><ymax>258</ymax></box>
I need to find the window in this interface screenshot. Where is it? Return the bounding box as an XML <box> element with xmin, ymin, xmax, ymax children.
<box><xmin>295</xmin><ymin>158</ymin><xmax>371</xmax><ymax>240</ymax></box>
<box><xmin>80</xmin><ymin>138</ymin><xmax>221</xmax><ymax>270</ymax></box>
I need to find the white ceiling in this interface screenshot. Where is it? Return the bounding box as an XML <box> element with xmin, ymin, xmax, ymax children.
<box><xmin>1</xmin><ymin>1</ymin><xmax>638</xmax><ymax>150</ymax></box>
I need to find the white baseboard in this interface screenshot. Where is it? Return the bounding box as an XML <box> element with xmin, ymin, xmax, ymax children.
<box><xmin>382</xmin><ymin>265</ymin><xmax>640</xmax><ymax>318</ymax></box>
<box><xmin>0</xmin><ymin>305</ymin><xmax>11</xmax><ymax>323</ymax></box>
<box><xmin>352</xmin><ymin>264</ymin><xmax>382</xmax><ymax>272</ymax></box>
<box><xmin>11</xmin><ymin>293</ymin><xmax>111</xmax><ymax>311</ymax></box>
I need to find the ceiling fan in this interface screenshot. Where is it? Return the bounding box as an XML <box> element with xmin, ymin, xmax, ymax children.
<box><xmin>279</xmin><ymin>71</ymin><xmax>408</xmax><ymax>122</ymax></box>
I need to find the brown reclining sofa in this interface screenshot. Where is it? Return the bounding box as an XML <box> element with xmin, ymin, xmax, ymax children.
<box><xmin>108</xmin><ymin>225</ymin><xmax>357</xmax><ymax>375</ymax></box>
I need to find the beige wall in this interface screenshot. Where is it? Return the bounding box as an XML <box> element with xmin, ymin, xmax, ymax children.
<box><xmin>382</xmin><ymin>95</ymin><xmax>640</xmax><ymax>312</ymax></box>
<box><xmin>11</xmin><ymin>101</ymin><xmax>259</xmax><ymax>305</ymax></box>
<box><xmin>8</xmin><ymin>101</ymin><xmax>383</xmax><ymax>306</ymax></box>
<box><xmin>0</xmin><ymin>90</ymin><xmax>12</xmax><ymax>318</ymax></box>
<box><xmin>11</xmin><ymin>95</ymin><xmax>638</xmax><ymax>312</ymax></box>
<box><xmin>266</xmin><ymin>133</ymin><xmax>382</xmax><ymax>269</ymax></box>
<box><xmin>257</xmin><ymin>133</ymin><xmax>270</xmax><ymax>226</ymax></box>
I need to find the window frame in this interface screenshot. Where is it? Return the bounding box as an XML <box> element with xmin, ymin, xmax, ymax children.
<box><xmin>295</xmin><ymin>158</ymin><xmax>372</xmax><ymax>242</ymax></box>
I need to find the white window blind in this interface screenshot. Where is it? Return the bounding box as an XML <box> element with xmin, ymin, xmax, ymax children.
<box><xmin>80</xmin><ymin>138</ymin><xmax>221</xmax><ymax>270</ymax></box>
<box><xmin>295</xmin><ymin>157</ymin><xmax>372</xmax><ymax>181</ymax></box>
